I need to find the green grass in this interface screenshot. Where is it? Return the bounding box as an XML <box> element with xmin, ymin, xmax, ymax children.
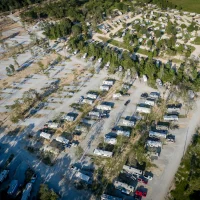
<box><xmin>192</xmin><ymin>37</ymin><xmax>200</xmax><ymax>45</ymax></box>
<box><xmin>137</xmin><ymin>48</ymin><xmax>149</xmax><ymax>56</ymax></box>
<box><xmin>169</xmin><ymin>0</ymin><xmax>200</xmax><ymax>13</ymax></box>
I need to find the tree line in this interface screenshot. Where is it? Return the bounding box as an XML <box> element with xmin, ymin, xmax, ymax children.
<box><xmin>0</xmin><ymin>0</ymin><xmax>43</xmax><ymax>12</ymax></box>
<box><xmin>137</xmin><ymin>0</ymin><xmax>180</xmax><ymax>10</ymax></box>
<box><xmin>20</xmin><ymin>0</ymin><xmax>130</xmax><ymax>24</ymax></box>
<box><xmin>68</xmin><ymin>35</ymin><xmax>200</xmax><ymax>91</ymax></box>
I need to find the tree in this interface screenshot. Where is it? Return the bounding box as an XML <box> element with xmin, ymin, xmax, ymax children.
<box><xmin>75</xmin><ymin>146</ymin><xmax>83</xmax><ymax>159</ymax></box>
<box><xmin>72</xmin><ymin>24</ymin><xmax>82</xmax><ymax>36</ymax></box>
<box><xmin>9</xmin><ymin>64</ymin><xmax>15</xmax><ymax>73</ymax></box>
<box><xmin>38</xmin><ymin>61</ymin><xmax>45</xmax><ymax>73</ymax></box>
<box><xmin>39</xmin><ymin>184</ymin><xmax>58</xmax><ymax>200</ymax></box>
<box><xmin>6</xmin><ymin>67</ymin><xmax>12</xmax><ymax>75</ymax></box>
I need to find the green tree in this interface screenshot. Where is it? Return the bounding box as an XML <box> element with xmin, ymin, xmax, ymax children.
<box><xmin>72</xmin><ymin>24</ymin><xmax>82</xmax><ymax>36</ymax></box>
<box><xmin>6</xmin><ymin>67</ymin><xmax>12</xmax><ymax>75</ymax></box>
<box><xmin>9</xmin><ymin>64</ymin><xmax>15</xmax><ymax>73</ymax></box>
<box><xmin>39</xmin><ymin>184</ymin><xmax>58</xmax><ymax>200</ymax></box>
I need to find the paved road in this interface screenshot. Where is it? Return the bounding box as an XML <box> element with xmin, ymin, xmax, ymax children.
<box><xmin>146</xmin><ymin>99</ymin><xmax>200</xmax><ymax>200</ymax></box>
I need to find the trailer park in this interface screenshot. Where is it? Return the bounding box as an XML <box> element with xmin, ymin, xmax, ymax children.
<box><xmin>0</xmin><ymin>2</ymin><xmax>200</xmax><ymax>200</ymax></box>
<box><xmin>0</xmin><ymin>48</ymin><xmax>197</xmax><ymax>200</ymax></box>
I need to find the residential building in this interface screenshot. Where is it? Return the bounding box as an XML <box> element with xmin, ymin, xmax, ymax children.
<box><xmin>100</xmin><ymin>85</ymin><xmax>110</xmax><ymax>91</ymax></box>
<box><xmin>149</xmin><ymin>130</ymin><xmax>168</xmax><ymax>138</ymax></box>
<box><xmin>146</xmin><ymin>139</ymin><xmax>162</xmax><ymax>147</ymax></box>
<box><xmin>122</xmin><ymin>165</ymin><xmax>143</xmax><ymax>176</ymax></box>
<box><xmin>114</xmin><ymin>180</ymin><xmax>134</xmax><ymax>194</ymax></box>
<box><xmin>75</xmin><ymin>172</ymin><xmax>90</xmax><ymax>183</ymax></box>
<box><xmin>101</xmin><ymin>194</ymin><xmax>122</xmax><ymax>200</ymax></box>
<box><xmin>116</xmin><ymin>129</ymin><xmax>130</xmax><ymax>137</ymax></box>
<box><xmin>0</xmin><ymin>170</ymin><xmax>9</xmax><ymax>183</ymax></box>
<box><xmin>163</xmin><ymin>115</ymin><xmax>178</xmax><ymax>121</ymax></box>
<box><xmin>103</xmin><ymin>79</ymin><xmax>115</xmax><ymax>86</ymax></box>
<box><xmin>87</xmin><ymin>92</ymin><xmax>98</xmax><ymax>100</ymax></box>
<box><xmin>21</xmin><ymin>183</ymin><xmax>32</xmax><ymax>200</ymax></box>
<box><xmin>40</xmin><ymin>132</ymin><xmax>51</xmax><ymax>140</ymax></box>
<box><xmin>136</xmin><ymin>104</ymin><xmax>151</xmax><ymax>114</ymax></box>
<box><xmin>7</xmin><ymin>180</ymin><xmax>19</xmax><ymax>195</ymax></box>
<box><xmin>93</xmin><ymin>149</ymin><xmax>113</xmax><ymax>157</ymax></box>
<box><xmin>55</xmin><ymin>136</ymin><xmax>69</xmax><ymax>144</ymax></box>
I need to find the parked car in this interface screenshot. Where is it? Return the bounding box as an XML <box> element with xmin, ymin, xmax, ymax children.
<box><xmin>31</xmin><ymin>173</ymin><xmax>37</xmax><ymax>183</ymax></box>
<box><xmin>143</xmin><ymin>171</ymin><xmax>153</xmax><ymax>180</ymax></box>
<box><xmin>135</xmin><ymin>190</ymin><xmax>147</xmax><ymax>197</ymax></box>
<box><xmin>124</xmin><ymin>100</ymin><xmax>130</xmax><ymax>106</ymax></box>
<box><xmin>138</xmin><ymin>177</ymin><xmax>148</xmax><ymax>184</ymax></box>
<box><xmin>141</xmin><ymin>93</ymin><xmax>148</xmax><ymax>98</ymax></box>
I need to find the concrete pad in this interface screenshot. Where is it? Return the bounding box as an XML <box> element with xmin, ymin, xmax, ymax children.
<box><xmin>37</xmin><ymin>109</ymin><xmax>52</xmax><ymax>115</ymax></box>
<box><xmin>0</xmin><ymin>106</ymin><xmax>11</xmax><ymax>113</ymax></box>
<box><xmin>46</xmin><ymin>103</ymin><xmax>62</xmax><ymax>109</ymax></box>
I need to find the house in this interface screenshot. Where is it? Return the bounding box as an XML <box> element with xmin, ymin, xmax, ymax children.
<box><xmin>114</xmin><ymin>181</ymin><xmax>134</xmax><ymax>194</ymax></box>
<box><xmin>145</xmin><ymin>98</ymin><xmax>155</xmax><ymax>106</ymax></box>
<box><xmin>7</xmin><ymin>180</ymin><xmax>19</xmax><ymax>195</ymax></box>
<box><xmin>104</xmin><ymin>136</ymin><xmax>117</xmax><ymax>145</ymax></box>
<box><xmin>122</xmin><ymin>118</ymin><xmax>135</xmax><ymax>127</ymax></box>
<box><xmin>101</xmin><ymin>194</ymin><xmax>122</xmax><ymax>200</ymax></box>
<box><xmin>89</xmin><ymin>110</ymin><xmax>101</xmax><ymax>118</ymax></box>
<box><xmin>96</xmin><ymin>104</ymin><xmax>112</xmax><ymax>111</ymax></box>
<box><xmin>100</xmin><ymin>85</ymin><xmax>110</xmax><ymax>91</ymax></box>
<box><xmin>136</xmin><ymin>104</ymin><xmax>151</xmax><ymax>114</ymax></box>
<box><xmin>156</xmin><ymin>122</ymin><xmax>169</xmax><ymax>130</ymax></box>
<box><xmin>122</xmin><ymin>165</ymin><xmax>143</xmax><ymax>176</ymax></box>
<box><xmin>82</xmin><ymin>98</ymin><xmax>94</xmax><ymax>105</ymax></box>
<box><xmin>164</xmin><ymin>115</ymin><xmax>178</xmax><ymax>121</ymax></box>
<box><xmin>113</xmin><ymin>93</ymin><xmax>122</xmax><ymax>99</ymax></box>
<box><xmin>46</xmin><ymin>122</ymin><xmax>59</xmax><ymax>129</ymax></box>
<box><xmin>103</xmin><ymin>79</ymin><xmax>115</xmax><ymax>86</ymax></box>
<box><xmin>55</xmin><ymin>136</ymin><xmax>69</xmax><ymax>144</ymax></box>
<box><xmin>87</xmin><ymin>92</ymin><xmax>98</xmax><ymax>100</ymax></box>
<box><xmin>93</xmin><ymin>149</ymin><xmax>113</xmax><ymax>157</ymax></box>
<box><xmin>116</xmin><ymin>129</ymin><xmax>130</xmax><ymax>137</ymax></box>
<box><xmin>149</xmin><ymin>92</ymin><xmax>160</xmax><ymax>99</ymax></box>
<box><xmin>149</xmin><ymin>130</ymin><xmax>168</xmax><ymax>138</ymax></box>
<box><xmin>146</xmin><ymin>139</ymin><xmax>162</xmax><ymax>147</ymax></box>
<box><xmin>0</xmin><ymin>170</ymin><xmax>9</xmax><ymax>183</ymax></box>
<box><xmin>63</xmin><ymin>112</ymin><xmax>78</xmax><ymax>122</ymax></box>
<box><xmin>146</xmin><ymin>146</ymin><xmax>160</xmax><ymax>157</ymax></box>
<box><xmin>75</xmin><ymin>171</ymin><xmax>90</xmax><ymax>183</ymax></box>
<box><xmin>97</xmin><ymin>102</ymin><xmax>113</xmax><ymax>111</ymax></box>
<box><xmin>167</xmin><ymin>104</ymin><xmax>181</xmax><ymax>113</ymax></box>
<box><xmin>21</xmin><ymin>183</ymin><xmax>32</xmax><ymax>200</ymax></box>
<box><xmin>40</xmin><ymin>132</ymin><xmax>51</xmax><ymax>140</ymax></box>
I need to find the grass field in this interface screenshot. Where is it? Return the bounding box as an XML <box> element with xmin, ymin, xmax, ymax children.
<box><xmin>169</xmin><ymin>0</ymin><xmax>200</xmax><ymax>13</ymax></box>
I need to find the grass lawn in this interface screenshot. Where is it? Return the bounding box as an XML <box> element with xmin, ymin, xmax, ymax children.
<box><xmin>192</xmin><ymin>37</ymin><xmax>200</xmax><ymax>45</ymax></box>
<box><xmin>169</xmin><ymin>0</ymin><xmax>200</xmax><ymax>13</ymax></box>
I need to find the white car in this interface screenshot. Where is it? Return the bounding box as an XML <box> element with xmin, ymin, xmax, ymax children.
<box><xmin>73</xmin><ymin>50</ymin><xmax>79</xmax><ymax>55</ymax></box>
<box><xmin>98</xmin><ymin>58</ymin><xmax>102</xmax><ymax>63</ymax></box>
<box><xmin>156</xmin><ymin>79</ymin><xmax>162</xmax><ymax>86</ymax></box>
<box><xmin>82</xmin><ymin>53</ymin><xmax>87</xmax><ymax>59</ymax></box>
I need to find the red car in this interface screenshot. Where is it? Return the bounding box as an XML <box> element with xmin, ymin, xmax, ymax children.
<box><xmin>135</xmin><ymin>190</ymin><xmax>147</xmax><ymax>197</ymax></box>
<box><xmin>138</xmin><ymin>177</ymin><xmax>148</xmax><ymax>184</ymax></box>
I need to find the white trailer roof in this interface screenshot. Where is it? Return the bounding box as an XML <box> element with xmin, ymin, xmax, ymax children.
<box><xmin>56</xmin><ymin>136</ymin><xmax>69</xmax><ymax>144</ymax></box>
<box><xmin>93</xmin><ymin>149</ymin><xmax>113</xmax><ymax>157</ymax></box>
<box><xmin>123</xmin><ymin>165</ymin><xmax>143</xmax><ymax>175</ymax></box>
<box><xmin>40</xmin><ymin>132</ymin><xmax>51</xmax><ymax>140</ymax></box>
<box><xmin>75</xmin><ymin>172</ymin><xmax>90</xmax><ymax>182</ymax></box>
<box><xmin>21</xmin><ymin>183</ymin><xmax>32</xmax><ymax>200</ymax></box>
